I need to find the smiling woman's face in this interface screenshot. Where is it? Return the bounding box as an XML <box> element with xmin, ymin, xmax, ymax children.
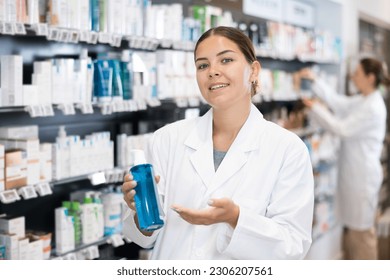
<box><xmin>194</xmin><ymin>35</ymin><xmax>255</xmax><ymax>110</ymax></box>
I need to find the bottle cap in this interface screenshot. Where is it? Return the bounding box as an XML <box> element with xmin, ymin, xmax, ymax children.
<box><xmin>80</xmin><ymin>48</ymin><xmax>89</xmax><ymax>59</ymax></box>
<box><xmin>58</xmin><ymin>126</ymin><xmax>66</xmax><ymax>138</ymax></box>
<box><xmin>71</xmin><ymin>201</ymin><xmax>80</xmax><ymax>211</ymax></box>
<box><xmin>131</xmin><ymin>149</ymin><xmax>147</xmax><ymax>166</ymax></box>
<box><xmin>121</xmin><ymin>50</ymin><xmax>130</xmax><ymax>62</ymax></box>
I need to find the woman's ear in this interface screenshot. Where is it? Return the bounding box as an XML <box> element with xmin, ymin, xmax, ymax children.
<box><xmin>251</xmin><ymin>61</ymin><xmax>261</xmax><ymax>81</ymax></box>
<box><xmin>367</xmin><ymin>73</ymin><xmax>376</xmax><ymax>87</ymax></box>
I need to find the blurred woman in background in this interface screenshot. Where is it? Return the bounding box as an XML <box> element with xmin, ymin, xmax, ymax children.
<box><xmin>301</xmin><ymin>58</ymin><xmax>390</xmax><ymax>259</ymax></box>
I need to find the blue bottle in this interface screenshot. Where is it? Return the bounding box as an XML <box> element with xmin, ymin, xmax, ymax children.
<box><xmin>130</xmin><ymin>150</ymin><xmax>164</xmax><ymax>231</ymax></box>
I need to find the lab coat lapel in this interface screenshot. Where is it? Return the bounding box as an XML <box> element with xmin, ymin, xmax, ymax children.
<box><xmin>184</xmin><ymin>109</ymin><xmax>215</xmax><ymax>189</ymax></box>
<box><xmin>208</xmin><ymin>104</ymin><xmax>265</xmax><ymax>194</ymax></box>
<box><xmin>184</xmin><ymin>104</ymin><xmax>266</xmax><ymax>192</ymax></box>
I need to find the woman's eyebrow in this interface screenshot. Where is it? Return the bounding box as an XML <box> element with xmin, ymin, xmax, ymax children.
<box><xmin>195</xmin><ymin>50</ymin><xmax>235</xmax><ymax>63</ymax></box>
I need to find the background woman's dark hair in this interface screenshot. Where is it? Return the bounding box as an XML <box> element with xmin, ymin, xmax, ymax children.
<box><xmin>194</xmin><ymin>26</ymin><xmax>257</xmax><ymax>64</ymax></box>
<box><xmin>360</xmin><ymin>58</ymin><xmax>390</xmax><ymax>89</ymax></box>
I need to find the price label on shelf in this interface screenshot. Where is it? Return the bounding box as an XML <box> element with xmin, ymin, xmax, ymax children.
<box><xmin>0</xmin><ymin>189</ymin><xmax>21</xmax><ymax>204</ymax></box>
<box><xmin>25</xmin><ymin>105</ymin><xmax>43</xmax><ymax>117</ymax></box>
<box><xmin>17</xmin><ymin>185</ymin><xmax>38</xmax><ymax>200</ymax></box>
<box><xmin>127</xmin><ymin>36</ymin><xmax>137</xmax><ymax>48</ymax></box>
<box><xmin>129</xmin><ymin>100</ymin><xmax>138</xmax><ymax>111</ymax></box>
<box><xmin>110</xmin><ymin>34</ymin><xmax>122</xmax><ymax>47</ymax></box>
<box><xmin>14</xmin><ymin>23</ymin><xmax>26</xmax><ymax>35</ymax></box>
<box><xmin>150</xmin><ymin>39</ymin><xmax>160</xmax><ymax>50</ymax></box>
<box><xmin>47</xmin><ymin>27</ymin><xmax>60</xmax><ymax>41</ymax></box>
<box><xmin>63</xmin><ymin>253</ymin><xmax>77</xmax><ymax>260</ymax></box>
<box><xmin>141</xmin><ymin>38</ymin><xmax>150</xmax><ymax>50</ymax></box>
<box><xmin>160</xmin><ymin>39</ymin><xmax>173</xmax><ymax>48</ymax></box>
<box><xmin>112</xmin><ymin>101</ymin><xmax>125</xmax><ymax>113</ymax></box>
<box><xmin>76</xmin><ymin>103</ymin><xmax>94</xmax><ymax>114</ymax></box>
<box><xmin>136</xmin><ymin>99</ymin><xmax>147</xmax><ymax>111</ymax></box>
<box><xmin>79</xmin><ymin>30</ymin><xmax>89</xmax><ymax>42</ymax></box>
<box><xmin>115</xmin><ymin>169</ymin><xmax>126</xmax><ymax>183</ymax></box>
<box><xmin>42</xmin><ymin>105</ymin><xmax>54</xmax><ymax>116</ymax></box>
<box><xmin>34</xmin><ymin>23</ymin><xmax>48</xmax><ymax>36</ymax></box>
<box><xmin>99</xmin><ymin>103</ymin><xmax>113</xmax><ymax>115</ymax></box>
<box><xmin>88</xmin><ymin>31</ymin><xmax>99</xmax><ymax>44</ymax></box>
<box><xmin>98</xmin><ymin>32</ymin><xmax>110</xmax><ymax>44</ymax></box>
<box><xmin>84</xmin><ymin>246</ymin><xmax>99</xmax><ymax>260</ymax></box>
<box><xmin>35</xmin><ymin>182</ymin><xmax>53</xmax><ymax>196</ymax></box>
<box><xmin>59</xmin><ymin>29</ymin><xmax>70</xmax><ymax>42</ymax></box>
<box><xmin>69</xmin><ymin>30</ymin><xmax>80</xmax><ymax>43</ymax></box>
<box><xmin>146</xmin><ymin>98</ymin><xmax>161</xmax><ymax>107</ymax></box>
<box><xmin>3</xmin><ymin>22</ymin><xmax>15</xmax><ymax>35</ymax></box>
<box><xmin>58</xmin><ymin>104</ymin><xmax>76</xmax><ymax>115</ymax></box>
<box><xmin>89</xmin><ymin>172</ymin><xmax>106</xmax><ymax>186</ymax></box>
<box><xmin>108</xmin><ymin>234</ymin><xmax>125</xmax><ymax>248</ymax></box>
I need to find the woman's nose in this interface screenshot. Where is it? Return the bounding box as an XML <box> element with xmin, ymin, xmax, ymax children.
<box><xmin>208</xmin><ymin>69</ymin><xmax>220</xmax><ymax>78</ymax></box>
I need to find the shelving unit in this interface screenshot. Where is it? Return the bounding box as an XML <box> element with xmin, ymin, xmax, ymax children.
<box><xmin>0</xmin><ymin>0</ymin><xmax>343</xmax><ymax>260</ymax></box>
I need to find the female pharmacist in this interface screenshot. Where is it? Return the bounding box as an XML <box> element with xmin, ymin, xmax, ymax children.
<box><xmin>301</xmin><ymin>58</ymin><xmax>390</xmax><ymax>259</ymax></box>
<box><xmin>122</xmin><ymin>26</ymin><xmax>314</xmax><ymax>259</ymax></box>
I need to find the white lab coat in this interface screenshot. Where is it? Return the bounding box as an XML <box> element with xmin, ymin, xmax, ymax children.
<box><xmin>123</xmin><ymin>104</ymin><xmax>314</xmax><ymax>259</ymax></box>
<box><xmin>309</xmin><ymin>79</ymin><xmax>387</xmax><ymax>230</ymax></box>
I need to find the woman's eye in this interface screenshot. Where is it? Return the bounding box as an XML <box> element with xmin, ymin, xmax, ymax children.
<box><xmin>197</xmin><ymin>63</ymin><xmax>208</xmax><ymax>70</ymax></box>
<box><xmin>222</xmin><ymin>58</ymin><xmax>233</xmax><ymax>63</ymax></box>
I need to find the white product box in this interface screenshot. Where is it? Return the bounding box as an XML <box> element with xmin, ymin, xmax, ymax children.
<box><xmin>18</xmin><ymin>237</ymin><xmax>29</xmax><ymax>260</ymax></box>
<box><xmin>33</xmin><ymin>61</ymin><xmax>52</xmax><ymax>105</ymax></box>
<box><xmin>0</xmin><ymin>55</ymin><xmax>23</xmax><ymax>106</ymax></box>
<box><xmin>0</xmin><ymin>139</ymin><xmax>41</xmax><ymax>185</ymax></box>
<box><xmin>22</xmin><ymin>85</ymin><xmax>39</xmax><ymax>106</ymax></box>
<box><xmin>0</xmin><ymin>233</ymin><xmax>19</xmax><ymax>260</ymax></box>
<box><xmin>55</xmin><ymin>207</ymin><xmax>75</xmax><ymax>254</ymax></box>
<box><xmin>40</xmin><ymin>143</ymin><xmax>52</xmax><ymax>182</ymax></box>
<box><xmin>27</xmin><ymin>239</ymin><xmax>43</xmax><ymax>260</ymax></box>
<box><xmin>0</xmin><ymin>138</ymin><xmax>40</xmax><ymax>160</ymax></box>
<box><xmin>0</xmin><ymin>125</ymin><xmax>39</xmax><ymax>140</ymax></box>
<box><xmin>4</xmin><ymin>150</ymin><xmax>27</xmax><ymax>190</ymax></box>
<box><xmin>0</xmin><ymin>215</ymin><xmax>25</xmax><ymax>238</ymax></box>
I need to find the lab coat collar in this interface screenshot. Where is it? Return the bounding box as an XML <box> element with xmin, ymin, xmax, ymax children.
<box><xmin>184</xmin><ymin>103</ymin><xmax>267</xmax><ymax>191</ymax></box>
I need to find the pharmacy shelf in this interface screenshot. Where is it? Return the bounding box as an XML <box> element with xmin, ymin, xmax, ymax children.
<box><xmin>0</xmin><ymin>106</ymin><xmax>26</xmax><ymax>113</ymax></box>
<box><xmin>51</xmin><ymin>234</ymin><xmax>126</xmax><ymax>259</ymax></box>
<box><xmin>0</xmin><ymin>21</ymin><xmax>340</xmax><ymax>64</ymax></box>
<box><xmin>0</xmin><ymin>169</ymin><xmax>124</xmax><ymax>205</ymax></box>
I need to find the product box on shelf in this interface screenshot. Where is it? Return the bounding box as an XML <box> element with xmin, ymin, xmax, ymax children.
<box><xmin>27</xmin><ymin>238</ymin><xmax>43</xmax><ymax>260</ymax></box>
<box><xmin>0</xmin><ymin>232</ymin><xmax>19</xmax><ymax>260</ymax></box>
<box><xmin>29</xmin><ymin>231</ymin><xmax>52</xmax><ymax>260</ymax></box>
<box><xmin>4</xmin><ymin>150</ymin><xmax>27</xmax><ymax>190</ymax></box>
<box><xmin>0</xmin><ymin>125</ymin><xmax>39</xmax><ymax>140</ymax></box>
<box><xmin>18</xmin><ymin>236</ymin><xmax>29</xmax><ymax>260</ymax></box>
<box><xmin>0</xmin><ymin>55</ymin><xmax>23</xmax><ymax>107</ymax></box>
<box><xmin>39</xmin><ymin>143</ymin><xmax>52</xmax><ymax>182</ymax></box>
<box><xmin>0</xmin><ymin>215</ymin><xmax>25</xmax><ymax>239</ymax></box>
<box><xmin>0</xmin><ymin>138</ymin><xmax>41</xmax><ymax>185</ymax></box>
